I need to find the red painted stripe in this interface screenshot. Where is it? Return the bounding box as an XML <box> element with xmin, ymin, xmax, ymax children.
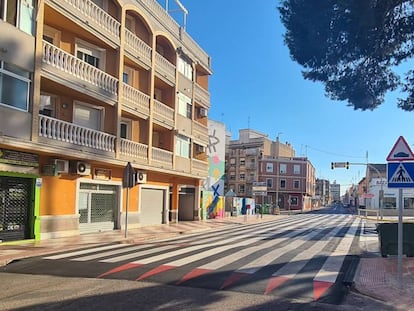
<box><xmin>220</xmin><ymin>272</ymin><xmax>248</xmax><ymax>289</ymax></box>
<box><xmin>264</xmin><ymin>276</ymin><xmax>290</xmax><ymax>295</ymax></box>
<box><xmin>97</xmin><ymin>262</ymin><xmax>142</xmax><ymax>278</ymax></box>
<box><xmin>177</xmin><ymin>268</ymin><xmax>212</xmax><ymax>284</ymax></box>
<box><xmin>313</xmin><ymin>280</ymin><xmax>333</xmax><ymax>301</ymax></box>
<box><xmin>136</xmin><ymin>265</ymin><xmax>175</xmax><ymax>281</ymax></box>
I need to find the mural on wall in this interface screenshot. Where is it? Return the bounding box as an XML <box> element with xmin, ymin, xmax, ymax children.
<box><xmin>203</xmin><ymin>120</ymin><xmax>225</xmax><ymax>219</ymax></box>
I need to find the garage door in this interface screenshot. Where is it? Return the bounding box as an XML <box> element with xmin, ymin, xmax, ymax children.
<box><xmin>140</xmin><ymin>188</ymin><xmax>166</xmax><ymax>225</ymax></box>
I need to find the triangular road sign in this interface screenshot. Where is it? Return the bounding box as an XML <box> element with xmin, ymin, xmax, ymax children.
<box><xmin>386</xmin><ymin>136</ymin><xmax>414</xmax><ymax>161</ymax></box>
<box><xmin>389</xmin><ymin>163</ymin><xmax>414</xmax><ymax>183</ymax></box>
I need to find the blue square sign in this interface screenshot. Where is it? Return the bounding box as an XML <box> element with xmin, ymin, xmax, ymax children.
<box><xmin>387</xmin><ymin>162</ymin><xmax>414</xmax><ymax>188</ymax></box>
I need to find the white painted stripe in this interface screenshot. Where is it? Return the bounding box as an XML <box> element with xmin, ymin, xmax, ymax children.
<box><xmin>234</xmin><ymin>216</ymin><xmax>350</xmax><ymax>275</ymax></box>
<box><xmin>132</xmin><ymin>215</ymin><xmax>331</xmax><ymax>266</ymax></box>
<box><xmin>269</xmin><ymin>217</ymin><xmax>352</xmax><ymax>278</ymax></box>
<box><xmin>313</xmin><ymin>217</ymin><xmax>361</xmax><ymax>284</ymax></box>
<box><xmin>100</xmin><ymin>244</ymin><xmax>179</xmax><ymax>263</ymax></box>
<box><xmin>197</xmin><ymin>215</ymin><xmax>339</xmax><ymax>271</ymax></box>
<box><xmin>43</xmin><ymin>244</ymin><xmax>130</xmax><ymax>260</ymax></box>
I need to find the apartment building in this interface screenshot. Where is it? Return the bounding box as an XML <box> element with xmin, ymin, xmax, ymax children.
<box><xmin>259</xmin><ymin>156</ymin><xmax>316</xmax><ymax>211</ymax></box>
<box><xmin>315</xmin><ymin>178</ymin><xmax>330</xmax><ymax>207</ymax></box>
<box><xmin>0</xmin><ymin>0</ymin><xmax>211</xmax><ymax>241</ymax></box>
<box><xmin>225</xmin><ymin>129</ymin><xmax>315</xmax><ymax>211</ymax></box>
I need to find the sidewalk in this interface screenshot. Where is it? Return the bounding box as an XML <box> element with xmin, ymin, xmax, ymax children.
<box><xmin>354</xmin><ymin>217</ymin><xmax>414</xmax><ymax>310</ymax></box>
<box><xmin>1</xmin><ymin>214</ymin><xmax>414</xmax><ymax>309</ymax></box>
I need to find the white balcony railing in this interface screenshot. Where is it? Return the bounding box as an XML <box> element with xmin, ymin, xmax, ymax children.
<box><xmin>195</xmin><ymin>83</ymin><xmax>210</xmax><ymax>108</ymax></box>
<box><xmin>155</xmin><ymin>52</ymin><xmax>176</xmax><ymax>84</ymax></box>
<box><xmin>192</xmin><ymin>121</ymin><xmax>209</xmax><ymax>145</ymax></box>
<box><xmin>152</xmin><ymin>147</ymin><xmax>173</xmax><ymax>168</ymax></box>
<box><xmin>192</xmin><ymin>158</ymin><xmax>209</xmax><ymax>176</ymax></box>
<box><xmin>120</xmin><ymin>138</ymin><xmax>148</xmax><ymax>161</ymax></box>
<box><xmin>153</xmin><ymin>99</ymin><xmax>174</xmax><ymax>128</ymax></box>
<box><xmin>48</xmin><ymin>0</ymin><xmax>120</xmax><ymax>40</ymax></box>
<box><xmin>124</xmin><ymin>29</ymin><xmax>152</xmax><ymax>66</ymax></box>
<box><xmin>122</xmin><ymin>83</ymin><xmax>150</xmax><ymax>117</ymax></box>
<box><xmin>39</xmin><ymin>115</ymin><xmax>116</xmax><ymax>152</ymax></box>
<box><xmin>42</xmin><ymin>40</ymin><xmax>118</xmax><ymax>96</ymax></box>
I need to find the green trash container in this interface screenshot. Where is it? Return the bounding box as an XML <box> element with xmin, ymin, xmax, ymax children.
<box><xmin>377</xmin><ymin>223</ymin><xmax>414</xmax><ymax>257</ymax></box>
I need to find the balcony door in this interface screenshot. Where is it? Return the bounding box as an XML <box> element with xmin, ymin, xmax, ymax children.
<box><xmin>73</xmin><ymin>101</ymin><xmax>103</xmax><ymax>131</ymax></box>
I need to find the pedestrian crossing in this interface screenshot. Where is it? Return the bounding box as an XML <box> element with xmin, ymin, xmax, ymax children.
<box><xmin>41</xmin><ymin>213</ymin><xmax>361</xmax><ymax>302</ymax></box>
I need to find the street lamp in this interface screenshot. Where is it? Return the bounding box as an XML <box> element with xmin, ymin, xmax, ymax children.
<box><xmin>275</xmin><ymin>132</ymin><xmax>283</xmax><ymax>210</ymax></box>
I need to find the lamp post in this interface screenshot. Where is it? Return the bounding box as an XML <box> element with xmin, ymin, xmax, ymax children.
<box><xmin>275</xmin><ymin>132</ymin><xmax>283</xmax><ymax>210</ymax></box>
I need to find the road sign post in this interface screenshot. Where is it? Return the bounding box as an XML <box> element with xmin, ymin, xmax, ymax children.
<box><xmin>386</xmin><ymin>136</ymin><xmax>414</xmax><ymax>285</ymax></box>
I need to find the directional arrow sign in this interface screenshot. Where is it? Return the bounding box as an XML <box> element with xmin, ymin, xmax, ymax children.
<box><xmin>387</xmin><ymin>162</ymin><xmax>414</xmax><ymax>188</ymax></box>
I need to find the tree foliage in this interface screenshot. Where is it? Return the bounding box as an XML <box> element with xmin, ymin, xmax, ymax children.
<box><xmin>278</xmin><ymin>0</ymin><xmax>414</xmax><ymax>111</ymax></box>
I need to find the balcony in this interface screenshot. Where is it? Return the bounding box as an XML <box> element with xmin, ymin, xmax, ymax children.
<box><xmin>155</xmin><ymin>52</ymin><xmax>176</xmax><ymax>85</ymax></box>
<box><xmin>119</xmin><ymin>138</ymin><xmax>148</xmax><ymax>163</ymax></box>
<box><xmin>124</xmin><ymin>29</ymin><xmax>152</xmax><ymax>69</ymax></box>
<box><xmin>192</xmin><ymin>121</ymin><xmax>209</xmax><ymax>146</ymax></box>
<box><xmin>42</xmin><ymin>41</ymin><xmax>118</xmax><ymax>103</ymax></box>
<box><xmin>153</xmin><ymin>99</ymin><xmax>174</xmax><ymax>129</ymax></box>
<box><xmin>152</xmin><ymin>147</ymin><xmax>173</xmax><ymax>169</ymax></box>
<box><xmin>122</xmin><ymin>83</ymin><xmax>150</xmax><ymax>119</ymax></box>
<box><xmin>192</xmin><ymin>158</ymin><xmax>209</xmax><ymax>177</ymax></box>
<box><xmin>45</xmin><ymin>0</ymin><xmax>120</xmax><ymax>47</ymax></box>
<box><xmin>194</xmin><ymin>84</ymin><xmax>210</xmax><ymax>108</ymax></box>
<box><xmin>39</xmin><ymin>115</ymin><xmax>116</xmax><ymax>152</ymax></box>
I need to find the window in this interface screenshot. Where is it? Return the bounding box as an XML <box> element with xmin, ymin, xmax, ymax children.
<box><xmin>0</xmin><ymin>61</ymin><xmax>31</xmax><ymax>111</ymax></box>
<box><xmin>267</xmin><ymin>178</ymin><xmax>273</xmax><ymax>188</ymax></box>
<box><xmin>230</xmin><ymin>173</ymin><xmax>235</xmax><ymax>180</ymax></box>
<box><xmin>280</xmin><ymin>164</ymin><xmax>287</xmax><ymax>174</ymax></box>
<box><xmin>177</xmin><ymin>92</ymin><xmax>192</xmax><ymax>118</ymax></box>
<box><xmin>120</xmin><ymin>119</ymin><xmax>131</xmax><ymax>139</ymax></box>
<box><xmin>176</xmin><ymin>134</ymin><xmax>190</xmax><ymax>158</ymax></box>
<box><xmin>177</xmin><ymin>56</ymin><xmax>193</xmax><ymax>80</ymax></box>
<box><xmin>290</xmin><ymin>196</ymin><xmax>298</xmax><ymax>206</ymax></box>
<box><xmin>76</xmin><ymin>40</ymin><xmax>105</xmax><ymax>70</ymax></box>
<box><xmin>404</xmin><ymin>197</ymin><xmax>414</xmax><ymax>209</ymax></box>
<box><xmin>266</xmin><ymin>163</ymin><xmax>273</xmax><ymax>172</ymax></box>
<box><xmin>240</xmin><ymin>158</ymin><xmax>245</xmax><ymax>166</ymax></box>
<box><xmin>43</xmin><ymin>25</ymin><xmax>61</xmax><ymax>45</ymax></box>
<box><xmin>39</xmin><ymin>93</ymin><xmax>57</xmax><ymax>117</ymax></box>
<box><xmin>123</xmin><ymin>66</ymin><xmax>134</xmax><ymax>86</ymax></box>
<box><xmin>384</xmin><ymin>197</ymin><xmax>396</xmax><ymax>209</ymax></box>
<box><xmin>230</xmin><ymin>158</ymin><xmax>236</xmax><ymax>166</ymax></box>
<box><xmin>1</xmin><ymin>0</ymin><xmax>34</xmax><ymax>34</ymax></box>
<box><xmin>73</xmin><ymin>101</ymin><xmax>103</xmax><ymax>131</ymax></box>
<box><xmin>294</xmin><ymin>164</ymin><xmax>300</xmax><ymax>174</ymax></box>
<box><xmin>239</xmin><ymin>173</ymin><xmax>245</xmax><ymax>180</ymax></box>
<box><xmin>294</xmin><ymin>180</ymin><xmax>300</xmax><ymax>189</ymax></box>
<box><xmin>280</xmin><ymin>179</ymin><xmax>286</xmax><ymax>188</ymax></box>
<box><xmin>154</xmin><ymin>88</ymin><xmax>162</xmax><ymax>101</ymax></box>
<box><xmin>238</xmin><ymin>184</ymin><xmax>245</xmax><ymax>193</ymax></box>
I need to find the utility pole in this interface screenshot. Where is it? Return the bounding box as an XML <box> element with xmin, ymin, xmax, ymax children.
<box><xmin>275</xmin><ymin>132</ymin><xmax>283</xmax><ymax>210</ymax></box>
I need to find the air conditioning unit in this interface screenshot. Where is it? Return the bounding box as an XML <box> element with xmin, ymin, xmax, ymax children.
<box><xmin>199</xmin><ymin>108</ymin><xmax>207</xmax><ymax>117</ymax></box>
<box><xmin>52</xmin><ymin>159</ymin><xmax>69</xmax><ymax>173</ymax></box>
<box><xmin>70</xmin><ymin>161</ymin><xmax>91</xmax><ymax>175</ymax></box>
<box><xmin>135</xmin><ymin>171</ymin><xmax>147</xmax><ymax>184</ymax></box>
<box><xmin>197</xmin><ymin>145</ymin><xmax>206</xmax><ymax>153</ymax></box>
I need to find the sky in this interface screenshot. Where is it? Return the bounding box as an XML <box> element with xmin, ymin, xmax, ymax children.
<box><xmin>163</xmin><ymin>0</ymin><xmax>414</xmax><ymax>194</ymax></box>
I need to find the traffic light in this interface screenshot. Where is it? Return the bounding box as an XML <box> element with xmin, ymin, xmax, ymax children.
<box><xmin>346</xmin><ymin>161</ymin><xmax>349</xmax><ymax>169</ymax></box>
<box><xmin>331</xmin><ymin>162</ymin><xmax>334</xmax><ymax>170</ymax></box>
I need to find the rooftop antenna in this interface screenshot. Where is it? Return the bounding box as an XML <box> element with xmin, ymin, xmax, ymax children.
<box><xmin>248</xmin><ymin>116</ymin><xmax>250</xmax><ymax>129</ymax></box>
<box><xmin>164</xmin><ymin>0</ymin><xmax>188</xmax><ymax>30</ymax></box>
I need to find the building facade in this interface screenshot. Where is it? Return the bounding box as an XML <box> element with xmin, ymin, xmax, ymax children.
<box><xmin>224</xmin><ymin>129</ymin><xmax>315</xmax><ymax>211</ymax></box>
<box><xmin>315</xmin><ymin>178</ymin><xmax>330</xmax><ymax>207</ymax></box>
<box><xmin>0</xmin><ymin>0</ymin><xmax>211</xmax><ymax>241</ymax></box>
<box><xmin>330</xmin><ymin>182</ymin><xmax>341</xmax><ymax>203</ymax></box>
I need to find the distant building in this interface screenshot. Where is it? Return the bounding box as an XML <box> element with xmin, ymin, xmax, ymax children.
<box><xmin>224</xmin><ymin>129</ymin><xmax>315</xmax><ymax>211</ymax></box>
<box><xmin>315</xmin><ymin>179</ymin><xmax>330</xmax><ymax>207</ymax></box>
<box><xmin>330</xmin><ymin>182</ymin><xmax>341</xmax><ymax>203</ymax></box>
